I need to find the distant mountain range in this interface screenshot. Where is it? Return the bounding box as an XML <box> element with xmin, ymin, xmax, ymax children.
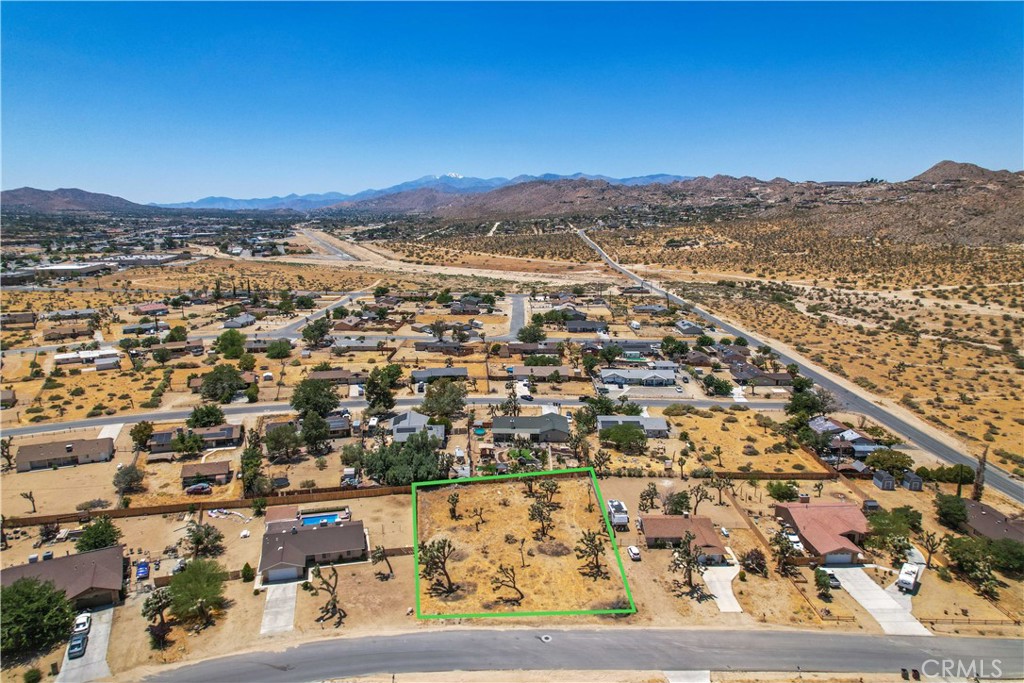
<box><xmin>152</xmin><ymin>172</ymin><xmax>695</xmax><ymax>210</ymax></box>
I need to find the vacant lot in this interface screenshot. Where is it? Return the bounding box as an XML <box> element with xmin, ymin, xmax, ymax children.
<box><xmin>415</xmin><ymin>473</ymin><xmax>630</xmax><ymax>616</ymax></box>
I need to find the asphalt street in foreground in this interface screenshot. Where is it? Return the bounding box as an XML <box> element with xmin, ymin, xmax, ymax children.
<box><xmin>144</xmin><ymin>628</ymin><xmax>1024</xmax><ymax>682</ymax></box>
<box><xmin>577</xmin><ymin>229</ymin><xmax>1024</xmax><ymax>504</ymax></box>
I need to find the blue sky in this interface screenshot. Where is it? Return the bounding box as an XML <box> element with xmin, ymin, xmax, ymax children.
<box><xmin>2</xmin><ymin>2</ymin><xmax>1021</xmax><ymax>203</ymax></box>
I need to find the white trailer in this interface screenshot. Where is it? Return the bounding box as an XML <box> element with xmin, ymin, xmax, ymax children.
<box><xmin>606</xmin><ymin>499</ymin><xmax>629</xmax><ymax>528</ymax></box>
<box><xmin>897</xmin><ymin>562</ymin><xmax>923</xmax><ymax>592</ymax></box>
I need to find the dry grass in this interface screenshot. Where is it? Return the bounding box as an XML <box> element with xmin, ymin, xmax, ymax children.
<box><xmin>415</xmin><ymin>474</ymin><xmax>630</xmax><ymax>616</ymax></box>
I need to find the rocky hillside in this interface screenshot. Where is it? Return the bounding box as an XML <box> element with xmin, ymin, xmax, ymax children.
<box><xmin>0</xmin><ymin>187</ymin><xmax>153</xmax><ymax>213</ymax></box>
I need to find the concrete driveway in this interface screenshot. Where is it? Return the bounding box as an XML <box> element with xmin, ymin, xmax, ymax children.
<box><xmin>830</xmin><ymin>568</ymin><xmax>931</xmax><ymax>636</ymax></box>
<box><xmin>702</xmin><ymin>548</ymin><xmax>742</xmax><ymax>613</ymax></box>
<box><xmin>56</xmin><ymin>606</ymin><xmax>113</xmax><ymax>683</ymax></box>
<box><xmin>260</xmin><ymin>582</ymin><xmax>297</xmax><ymax>635</ymax></box>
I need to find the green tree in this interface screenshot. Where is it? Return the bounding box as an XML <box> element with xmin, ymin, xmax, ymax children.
<box><xmin>599</xmin><ymin>423</ymin><xmax>647</xmax><ymax>454</ymax></box>
<box><xmin>302</xmin><ymin>317</ymin><xmax>332</xmax><ymax>348</ymax></box>
<box><xmin>529</xmin><ymin>500</ymin><xmax>553</xmax><ymax>539</ymax></box>
<box><xmin>517</xmin><ymin>324</ymin><xmax>547</xmax><ymax>343</ymax></box>
<box><xmin>265</xmin><ymin>339</ymin><xmax>292</xmax><ymax>359</ymax></box>
<box><xmin>599</xmin><ymin>343</ymin><xmax>623</xmax><ymax>368</ymax></box>
<box><xmin>266</xmin><ymin>424</ymin><xmax>303</xmax><ymax>463</ymax></box>
<box><xmin>184</xmin><ymin>520</ymin><xmax>225</xmax><ymax>559</ymax></box>
<box><xmin>770</xmin><ymin>529</ymin><xmax>797</xmax><ymax>575</ymax></box>
<box><xmin>447</xmin><ymin>492</ymin><xmax>461</xmax><ymax>520</ymax></box>
<box><xmin>142</xmin><ymin>587</ymin><xmax>173</xmax><ymax>626</ymax></box>
<box><xmin>766</xmin><ymin>480</ymin><xmax>800</xmax><ymax>502</ymax></box>
<box><xmin>113</xmin><ymin>464</ymin><xmax>145</xmax><ymax>494</ymax></box>
<box><xmin>865</xmin><ymin>449</ymin><xmax>915</xmax><ymax>476</ymax></box>
<box><xmin>0</xmin><ymin>578</ymin><xmax>74</xmax><ymax>658</ymax></box>
<box><xmin>75</xmin><ymin>516</ymin><xmax>122</xmax><ymax>552</ymax></box>
<box><xmin>237</xmin><ymin>353</ymin><xmax>256</xmax><ymax>372</ymax></box>
<box><xmin>152</xmin><ymin>347</ymin><xmax>172</xmax><ymax>366</ymax></box>
<box><xmin>130</xmin><ymin>420</ymin><xmax>155</xmax><ymax>450</ymax></box>
<box><xmin>199</xmin><ymin>364</ymin><xmax>247</xmax><ymax>404</ymax></box>
<box><xmin>814</xmin><ymin>568</ymin><xmax>832</xmax><ymax>599</ymax></box>
<box><xmin>935</xmin><ymin>493</ymin><xmax>968</xmax><ymax>529</ymax></box>
<box><xmin>365</xmin><ymin>364</ymin><xmax>402</xmax><ymax>415</ymax></box>
<box><xmin>301</xmin><ymin>411</ymin><xmax>331</xmax><ymax>456</ymax></box>
<box><xmin>214</xmin><ymin>329</ymin><xmax>246</xmax><ymax>359</ymax></box>
<box><xmin>187</xmin><ymin>404</ymin><xmax>226</xmax><ymax>428</ymax></box>
<box><xmin>361</xmin><ymin>431</ymin><xmax>450</xmax><ymax>486</ymax></box>
<box><xmin>420</xmin><ymin>378</ymin><xmax>467</xmax><ymax>418</ymax></box>
<box><xmin>290</xmin><ymin>378</ymin><xmax>340</xmax><ymax>418</ymax></box>
<box><xmin>169</xmin><ymin>559</ymin><xmax>227</xmax><ymax>625</ymax></box>
<box><xmin>665</xmin><ymin>490</ymin><xmax>691</xmax><ymax>515</ymax></box>
<box><xmin>164</xmin><ymin>325</ymin><xmax>188</xmax><ymax>343</ymax></box>
<box><xmin>172</xmin><ymin>431</ymin><xmax>204</xmax><ymax>457</ymax></box>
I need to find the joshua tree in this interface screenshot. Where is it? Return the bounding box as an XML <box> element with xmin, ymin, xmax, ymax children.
<box><xmin>470</xmin><ymin>506</ymin><xmax>486</xmax><ymax>531</ymax></box>
<box><xmin>770</xmin><ymin>529</ymin><xmax>797</xmax><ymax>575</ymax></box>
<box><xmin>574</xmin><ymin>530</ymin><xmax>608</xmax><ymax>580</ymax></box>
<box><xmin>490</xmin><ymin>563</ymin><xmax>524</xmax><ymax>605</ymax></box>
<box><xmin>20</xmin><ymin>491</ymin><xmax>36</xmax><ymax>513</ymax></box>
<box><xmin>711</xmin><ymin>445</ymin><xmax>724</xmax><ymax>468</ymax></box>
<box><xmin>447</xmin><ymin>492</ymin><xmax>460</xmax><ymax>520</ymax></box>
<box><xmin>310</xmin><ymin>565</ymin><xmax>347</xmax><ymax>626</ymax></box>
<box><xmin>529</xmin><ymin>500</ymin><xmax>553</xmax><ymax>539</ymax></box>
<box><xmin>639</xmin><ymin>482</ymin><xmax>659</xmax><ymax>512</ymax></box>
<box><xmin>522</xmin><ymin>478</ymin><xmax>537</xmax><ymax>498</ymax></box>
<box><xmin>813</xmin><ymin>481</ymin><xmax>825</xmax><ymax>497</ymax></box>
<box><xmin>418</xmin><ymin>538</ymin><xmax>458</xmax><ymax>595</ymax></box>
<box><xmin>142</xmin><ymin>587</ymin><xmax>173</xmax><ymax>626</ymax></box>
<box><xmin>669</xmin><ymin>531</ymin><xmax>705</xmax><ymax>590</ymax></box>
<box><xmin>370</xmin><ymin>545</ymin><xmax>393</xmax><ymax>579</ymax></box>
<box><xmin>0</xmin><ymin>436</ymin><xmax>14</xmax><ymax>469</ymax></box>
<box><xmin>921</xmin><ymin>531</ymin><xmax>941</xmax><ymax>569</ymax></box>
<box><xmin>689</xmin><ymin>483</ymin><xmax>712</xmax><ymax>515</ymax></box>
<box><xmin>708</xmin><ymin>476</ymin><xmax>732</xmax><ymax>506</ymax></box>
<box><xmin>593</xmin><ymin>449</ymin><xmax>612</xmax><ymax>477</ymax></box>
<box><xmin>539</xmin><ymin>479</ymin><xmax>560</xmax><ymax>506</ymax></box>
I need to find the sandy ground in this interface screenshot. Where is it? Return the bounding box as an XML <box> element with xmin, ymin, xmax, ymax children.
<box><xmin>416</xmin><ymin>475</ymin><xmax>630</xmax><ymax>615</ymax></box>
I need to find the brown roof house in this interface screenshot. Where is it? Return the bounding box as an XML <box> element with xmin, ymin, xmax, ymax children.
<box><xmin>257</xmin><ymin>519</ymin><xmax>368</xmax><ymax>582</ymax></box>
<box><xmin>16</xmin><ymin>438</ymin><xmax>114</xmax><ymax>473</ymax></box>
<box><xmin>0</xmin><ymin>545</ymin><xmax>125</xmax><ymax>609</ymax></box>
<box><xmin>638</xmin><ymin>515</ymin><xmax>726</xmax><ymax>564</ymax></box>
<box><xmin>181</xmin><ymin>460</ymin><xmax>233</xmax><ymax>487</ymax></box>
<box><xmin>775</xmin><ymin>502</ymin><xmax>869</xmax><ymax>565</ymax></box>
<box><xmin>963</xmin><ymin>500</ymin><xmax>1024</xmax><ymax>544</ymax></box>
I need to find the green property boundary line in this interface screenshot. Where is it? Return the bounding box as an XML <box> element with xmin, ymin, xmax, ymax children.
<box><xmin>411</xmin><ymin>466</ymin><xmax>637</xmax><ymax>620</ymax></box>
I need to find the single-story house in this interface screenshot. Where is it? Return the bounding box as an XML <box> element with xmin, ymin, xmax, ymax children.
<box><xmin>872</xmin><ymin>470</ymin><xmax>896</xmax><ymax>490</ymax></box>
<box><xmin>16</xmin><ymin>438</ymin><xmax>114</xmax><ymax>473</ymax></box>
<box><xmin>332</xmin><ymin>337</ymin><xmax>382</xmax><ymax>353</ymax></box>
<box><xmin>308</xmin><ymin>369</ymin><xmax>366</xmax><ymax>386</ymax></box>
<box><xmin>600</xmin><ymin>368</ymin><xmax>675</xmax><ymax>386</ymax></box>
<box><xmin>188</xmin><ymin>371</ymin><xmax>257</xmax><ymax>393</ymax></box>
<box><xmin>775</xmin><ymin>502</ymin><xmax>869</xmax><ymax>565</ymax></box>
<box><xmin>901</xmin><ymin>471</ymin><xmax>924</xmax><ymax>491</ymax></box>
<box><xmin>326</xmin><ymin>413</ymin><xmax>352</xmax><ymax>438</ymax></box>
<box><xmin>674</xmin><ymin>320</ymin><xmax>703</xmax><ymax>336</ymax></box>
<box><xmin>509</xmin><ymin>365</ymin><xmax>576</xmax><ymax>381</ymax></box>
<box><xmin>638</xmin><ymin>515</ymin><xmax>725</xmax><ymax>563</ymax></box>
<box><xmin>411</xmin><ymin>367</ymin><xmax>469</xmax><ymax>384</ymax></box>
<box><xmin>333</xmin><ymin>316</ymin><xmax>364</xmax><ymax>331</ymax></box>
<box><xmin>830</xmin><ymin>428</ymin><xmax>882</xmax><ymax>459</ymax></box>
<box><xmin>0</xmin><ymin>311</ymin><xmax>37</xmax><ymax>326</ymax></box>
<box><xmin>492</xmin><ymin>414</ymin><xmax>570</xmax><ymax>443</ymax></box>
<box><xmin>149</xmin><ymin>424</ymin><xmax>243</xmax><ymax>454</ymax></box>
<box><xmin>95</xmin><ymin>356</ymin><xmax>121</xmax><ymax>372</ymax></box>
<box><xmin>414</xmin><ymin>341</ymin><xmax>470</xmax><ymax>356</ymax></box>
<box><xmin>963</xmin><ymin>500</ymin><xmax>1024</xmax><ymax>544</ymax></box>
<box><xmin>148</xmin><ymin>340</ymin><xmax>204</xmax><ymax>358</ymax></box>
<box><xmin>0</xmin><ymin>545</ymin><xmax>125</xmax><ymax>609</ymax></box>
<box><xmin>134</xmin><ymin>302</ymin><xmax>169</xmax><ymax>316</ymax></box>
<box><xmin>635</xmin><ymin>304</ymin><xmax>669</xmax><ymax>314</ymax></box>
<box><xmin>181</xmin><ymin>460</ymin><xmax>233</xmax><ymax>487</ymax></box>
<box><xmin>649</xmin><ymin>360</ymin><xmax>678</xmax><ymax>371</ymax></box>
<box><xmin>244</xmin><ymin>338</ymin><xmax>271</xmax><ymax>353</ymax></box>
<box><xmin>223</xmin><ymin>313</ymin><xmax>256</xmax><ymax>328</ymax></box>
<box><xmin>258</xmin><ymin>519</ymin><xmax>368</xmax><ymax>582</ymax></box>
<box><xmin>566</xmin><ymin>320</ymin><xmax>608</xmax><ymax>333</ymax></box>
<box><xmin>0</xmin><ymin>389</ymin><xmax>16</xmax><ymax>408</ymax></box>
<box><xmin>596</xmin><ymin>416</ymin><xmax>670</xmax><ymax>438</ymax></box>
<box><xmin>503</xmin><ymin>342</ymin><xmax>562</xmax><ymax>357</ymax></box>
<box><xmin>43</xmin><ymin>325</ymin><xmax>92</xmax><ymax>341</ymax></box>
<box><xmin>808</xmin><ymin>416</ymin><xmax>848</xmax><ymax>436</ymax></box>
<box><xmin>123</xmin><ymin>321</ymin><xmax>170</xmax><ymax>335</ymax></box>
<box><xmin>44</xmin><ymin>308</ymin><xmax>98</xmax><ymax>321</ymax></box>
<box><xmin>389</xmin><ymin>411</ymin><xmax>445</xmax><ymax>444</ymax></box>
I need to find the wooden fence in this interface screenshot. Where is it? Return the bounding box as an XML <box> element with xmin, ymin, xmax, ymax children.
<box><xmin>2</xmin><ymin>486</ymin><xmax>412</xmax><ymax>528</ymax></box>
<box><xmin>715</xmin><ymin>470</ymin><xmax>837</xmax><ymax>481</ymax></box>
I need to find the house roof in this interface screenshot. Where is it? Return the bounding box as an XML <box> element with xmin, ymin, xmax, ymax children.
<box><xmin>963</xmin><ymin>500</ymin><xmax>1024</xmax><ymax>543</ymax></box>
<box><xmin>597</xmin><ymin>416</ymin><xmax>669</xmax><ymax>432</ymax></box>
<box><xmin>410</xmin><ymin>367</ymin><xmax>468</xmax><ymax>382</ymax></box>
<box><xmin>492</xmin><ymin>414</ymin><xmax>569</xmax><ymax>434</ymax></box>
<box><xmin>640</xmin><ymin>515</ymin><xmax>724</xmax><ymax>554</ymax></box>
<box><xmin>17</xmin><ymin>438</ymin><xmax>114</xmax><ymax>465</ymax></box>
<box><xmin>0</xmin><ymin>545</ymin><xmax>124</xmax><ymax>600</ymax></box>
<box><xmin>510</xmin><ymin>365</ymin><xmax>574</xmax><ymax>377</ymax></box>
<box><xmin>258</xmin><ymin>520</ymin><xmax>365</xmax><ymax>573</ymax></box>
<box><xmin>193</xmin><ymin>423</ymin><xmax>243</xmax><ymax>442</ymax></box>
<box><xmin>775</xmin><ymin>503</ymin><xmax>868</xmax><ymax>556</ymax></box>
<box><xmin>181</xmin><ymin>460</ymin><xmax>232</xmax><ymax>479</ymax></box>
<box><xmin>599</xmin><ymin>368</ymin><xmax>675</xmax><ymax>382</ymax></box>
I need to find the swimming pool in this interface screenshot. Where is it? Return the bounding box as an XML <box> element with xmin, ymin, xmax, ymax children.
<box><xmin>301</xmin><ymin>513</ymin><xmax>339</xmax><ymax>526</ymax></box>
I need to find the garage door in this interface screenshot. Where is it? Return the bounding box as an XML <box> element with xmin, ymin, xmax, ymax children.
<box><xmin>824</xmin><ymin>552</ymin><xmax>853</xmax><ymax>565</ymax></box>
<box><xmin>266</xmin><ymin>567</ymin><xmax>301</xmax><ymax>582</ymax></box>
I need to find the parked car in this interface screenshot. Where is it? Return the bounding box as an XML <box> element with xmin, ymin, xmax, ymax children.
<box><xmin>72</xmin><ymin>613</ymin><xmax>91</xmax><ymax>635</ymax></box>
<box><xmin>67</xmin><ymin>634</ymin><xmax>88</xmax><ymax>659</ymax></box>
<box><xmin>626</xmin><ymin>546</ymin><xmax>641</xmax><ymax>561</ymax></box>
<box><xmin>681</xmin><ymin>375</ymin><xmax>690</xmax><ymax>383</ymax></box>
<box><xmin>185</xmin><ymin>483</ymin><xmax>213</xmax><ymax>495</ymax></box>
<box><xmin>136</xmin><ymin>559</ymin><xmax>150</xmax><ymax>580</ymax></box>
<box><xmin>521</xmin><ymin>394</ymin><xmax>534</xmax><ymax>401</ymax></box>
<box><xmin>720</xmin><ymin>527</ymin><xmax>730</xmax><ymax>538</ymax></box>
<box><xmin>172</xmin><ymin>558</ymin><xmax>188</xmax><ymax>575</ymax></box>
<box><xmin>675</xmin><ymin>386</ymin><xmax>684</xmax><ymax>393</ymax></box>
<box><xmin>785</xmin><ymin>532</ymin><xmax>805</xmax><ymax>552</ymax></box>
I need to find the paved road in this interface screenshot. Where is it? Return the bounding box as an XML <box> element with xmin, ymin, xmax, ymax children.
<box><xmin>300</xmin><ymin>228</ymin><xmax>358</xmax><ymax>260</ymax></box>
<box><xmin>144</xmin><ymin>628</ymin><xmax>1024</xmax><ymax>682</ymax></box>
<box><xmin>577</xmin><ymin>229</ymin><xmax>1024</xmax><ymax>503</ymax></box>
<box><xmin>2</xmin><ymin>396</ymin><xmax>785</xmax><ymax>438</ymax></box>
